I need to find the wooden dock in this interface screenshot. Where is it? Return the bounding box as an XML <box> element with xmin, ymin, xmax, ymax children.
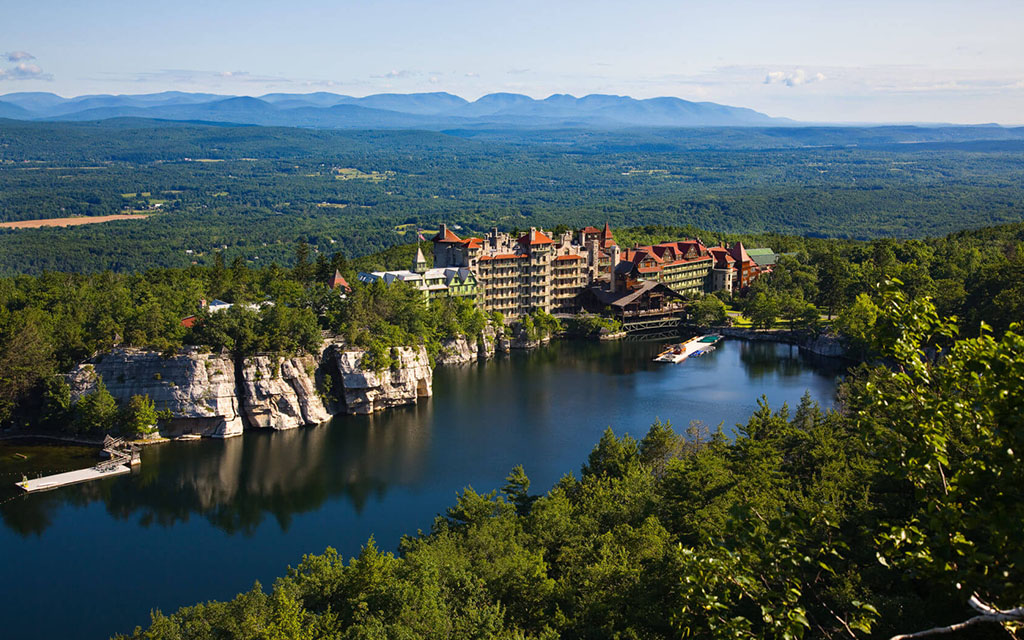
<box><xmin>15</xmin><ymin>435</ymin><xmax>140</xmax><ymax>493</ymax></box>
<box><xmin>17</xmin><ymin>464</ymin><xmax>131</xmax><ymax>493</ymax></box>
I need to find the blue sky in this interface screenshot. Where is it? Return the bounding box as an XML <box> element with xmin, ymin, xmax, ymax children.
<box><xmin>2</xmin><ymin>0</ymin><xmax>1022</xmax><ymax>123</ymax></box>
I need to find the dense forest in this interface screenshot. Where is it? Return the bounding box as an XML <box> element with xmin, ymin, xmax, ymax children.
<box><xmin>1</xmin><ymin>119</ymin><xmax>1023</xmax><ymax>275</ymax></box>
<box><xmin>114</xmin><ymin>291</ymin><xmax>1024</xmax><ymax>639</ymax></box>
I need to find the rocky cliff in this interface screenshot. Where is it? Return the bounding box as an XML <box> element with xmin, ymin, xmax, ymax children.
<box><xmin>719</xmin><ymin>328</ymin><xmax>849</xmax><ymax>359</ymax></box>
<box><xmin>239</xmin><ymin>355</ymin><xmax>331</xmax><ymax>429</ymax></box>
<box><xmin>434</xmin><ymin>324</ymin><xmax>508</xmax><ymax>365</ymax></box>
<box><xmin>331</xmin><ymin>345</ymin><xmax>432</xmax><ymax>414</ymax></box>
<box><xmin>67</xmin><ymin>348</ymin><xmax>244</xmax><ymax>438</ymax></box>
<box><xmin>64</xmin><ymin>336</ymin><xmax>494</xmax><ymax>438</ymax></box>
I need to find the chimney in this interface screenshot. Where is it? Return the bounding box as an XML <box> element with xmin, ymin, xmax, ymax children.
<box><xmin>438</xmin><ymin>222</ymin><xmax>448</xmax><ymax>239</ymax></box>
<box><xmin>530</xmin><ymin>227</ymin><xmax>537</xmax><ymax>243</ymax></box>
<box><xmin>610</xmin><ymin>245</ymin><xmax>622</xmax><ymax>293</ymax></box>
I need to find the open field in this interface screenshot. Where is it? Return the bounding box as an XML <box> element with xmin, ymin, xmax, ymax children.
<box><xmin>0</xmin><ymin>214</ymin><xmax>151</xmax><ymax>229</ymax></box>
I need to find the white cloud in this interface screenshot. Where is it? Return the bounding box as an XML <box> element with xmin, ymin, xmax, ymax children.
<box><xmin>428</xmin><ymin>76</ymin><xmax>440</xmax><ymax>84</ymax></box>
<box><xmin>0</xmin><ymin>62</ymin><xmax>53</xmax><ymax>81</ymax></box>
<box><xmin>764</xmin><ymin>69</ymin><xmax>826</xmax><ymax>87</ymax></box>
<box><xmin>5</xmin><ymin>51</ymin><xmax>35</xmax><ymax>62</ymax></box>
<box><xmin>507</xmin><ymin>68</ymin><xmax>530</xmax><ymax>75</ymax></box>
<box><xmin>464</xmin><ymin>72</ymin><xmax>479</xmax><ymax>78</ymax></box>
<box><xmin>373</xmin><ymin>69</ymin><xmax>415</xmax><ymax>79</ymax></box>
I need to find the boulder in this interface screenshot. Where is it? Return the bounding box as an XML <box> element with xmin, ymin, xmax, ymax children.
<box><xmin>240</xmin><ymin>355</ymin><xmax>331</xmax><ymax>429</ymax></box>
<box><xmin>67</xmin><ymin>348</ymin><xmax>243</xmax><ymax>438</ymax></box>
<box><xmin>332</xmin><ymin>345</ymin><xmax>432</xmax><ymax>414</ymax></box>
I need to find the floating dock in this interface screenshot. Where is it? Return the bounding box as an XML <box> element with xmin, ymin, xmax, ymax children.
<box><xmin>17</xmin><ymin>463</ymin><xmax>131</xmax><ymax>493</ymax></box>
<box><xmin>654</xmin><ymin>334</ymin><xmax>723</xmax><ymax>363</ymax></box>
<box><xmin>15</xmin><ymin>435</ymin><xmax>140</xmax><ymax>493</ymax></box>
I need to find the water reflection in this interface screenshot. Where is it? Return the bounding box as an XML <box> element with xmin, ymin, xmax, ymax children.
<box><xmin>0</xmin><ymin>338</ymin><xmax>846</xmax><ymax>539</ymax></box>
<box><xmin>1</xmin><ymin>401</ymin><xmax>435</xmax><ymax>537</ymax></box>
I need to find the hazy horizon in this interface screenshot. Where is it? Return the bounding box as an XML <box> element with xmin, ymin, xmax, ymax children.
<box><xmin>2</xmin><ymin>0</ymin><xmax>1022</xmax><ymax>125</ymax></box>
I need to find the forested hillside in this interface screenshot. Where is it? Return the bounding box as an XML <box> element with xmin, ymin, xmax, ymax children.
<box><xmin>2</xmin><ymin>119</ymin><xmax>1023</xmax><ymax>275</ymax></box>
<box><xmin>115</xmin><ymin>291</ymin><xmax>1024</xmax><ymax>639</ymax></box>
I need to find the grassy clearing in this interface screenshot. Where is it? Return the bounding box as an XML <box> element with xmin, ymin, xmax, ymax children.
<box><xmin>332</xmin><ymin>167</ymin><xmax>393</xmax><ymax>181</ymax></box>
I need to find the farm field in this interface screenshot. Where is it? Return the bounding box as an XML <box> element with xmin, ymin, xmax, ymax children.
<box><xmin>0</xmin><ymin>214</ymin><xmax>151</xmax><ymax>229</ymax></box>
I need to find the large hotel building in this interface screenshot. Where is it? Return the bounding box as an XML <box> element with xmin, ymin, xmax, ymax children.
<box><xmin>359</xmin><ymin>223</ymin><xmax>774</xmax><ymax>318</ymax></box>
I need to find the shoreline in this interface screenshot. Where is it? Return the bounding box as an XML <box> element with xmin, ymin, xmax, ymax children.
<box><xmin>5</xmin><ymin>334</ymin><xmax>849</xmax><ymax>455</ymax></box>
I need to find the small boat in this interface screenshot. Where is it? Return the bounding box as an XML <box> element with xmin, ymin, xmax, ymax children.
<box><xmin>174</xmin><ymin>434</ymin><xmax>202</xmax><ymax>442</ymax></box>
<box><xmin>654</xmin><ymin>334</ymin><xmax>723</xmax><ymax>363</ymax></box>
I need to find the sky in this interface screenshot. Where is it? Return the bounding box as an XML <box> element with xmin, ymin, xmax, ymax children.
<box><xmin>2</xmin><ymin>0</ymin><xmax>1023</xmax><ymax>124</ymax></box>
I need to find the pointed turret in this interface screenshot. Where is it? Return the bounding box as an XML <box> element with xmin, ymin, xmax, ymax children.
<box><xmin>729</xmin><ymin>241</ymin><xmax>752</xmax><ymax>265</ymax></box>
<box><xmin>413</xmin><ymin>246</ymin><xmax>427</xmax><ymax>274</ymax></box>
<box><xmin>329</xmin><ymin>270</ymin><xmax>351</xmax><ymax>292</ymax></box>
<box><xmin>601</xmin><ymin>222</ymin><xmax>617</xmax><ymax>249</ymax></box>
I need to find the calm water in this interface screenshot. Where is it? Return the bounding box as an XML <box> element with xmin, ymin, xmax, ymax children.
<box><xmin>0</xmin><ymin>339</ymin><xmax>845</xmax><ymax>639</ymax></box>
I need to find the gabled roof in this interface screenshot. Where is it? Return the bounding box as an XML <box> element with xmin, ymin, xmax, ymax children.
<box><xmin>580</xmin><ymin>226</ymin><xmax>601</xmax><ymax>234</ymax></box>
<box><xmin>745</xmin><ymin>248</ymin><xmax>778</xmax><ymax>267</ymax></box>
<box><xmin>518</xmin><ymin>229</ymin><xmax>553</xmax><ymax>245</ymax></box>
<box><xmin>632</xmin><ymin>249</ymin><xmax>663</xmax><ymax>264</ymax></box>
<box><xmin>433</xmin><ymin>227</ymin><xmax>463</xmax><ymax>243</ymax></box>
<box><xmin>708</xmin><ymin>247</ymin><xmax>736</xmax><ymax>268</ymax></box>
<box><xmin>462</xmin><ymin>237</ymin><xmax>483</xmax><ymax>249</ymax></box>
<box><xmin>585</xmin><ymin>280</ymin><xmax>685</xmax><ymax>308</ymax></box>
<box><xmin>729</xmin><ymin>241</ymin><xmax>752</xmax><ymax>264</ymax></box>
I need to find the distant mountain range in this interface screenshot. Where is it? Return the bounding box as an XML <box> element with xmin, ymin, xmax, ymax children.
<box><xmin>0</xmin><ymin>91</ymin><xmax>792</xmax><ymax>129</ymax></box>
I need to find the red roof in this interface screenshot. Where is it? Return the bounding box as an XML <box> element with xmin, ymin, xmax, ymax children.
<box><xmin>518</xmin><ymin>229</ymin><xmax>553</xmax><ymax>245</ymax></box>
<box><xmin>729</xmin><ymin>241</ymin><xmax>752</xmax><ymax>264</ymax></box>
<box><xmin>433</xmin><ymin>227</ymin><xmax>463</xmax><ymax>243</ymax></box>
<box><xmin>462</xmin><ymin>237</ymin><xmax>483</xmax><ymax>249</ymax></box>
<box><xmin>632</xmin><ymin>249</ymin><xmax>663</xmax><ymax>264</ymax></box>
<box><xmin>555</xmin><ymin>254</ymin><xmax>583</xmax><ymax>261</ymax></box>
<box><xmin>180</xmin><ymin>315</ymin><xmax>198</xmax><ymax>328</ymax></box>
<box><xmin>329</xmin><ymin>270</ymin><xmax>351</xmax><ymax>291</ymax></box>
<box><xmin>580</xmin><ymin>226</ymin><xmax>601</xmax><ymax>234</ymax></box>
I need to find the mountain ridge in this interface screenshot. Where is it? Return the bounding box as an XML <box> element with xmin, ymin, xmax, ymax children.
<box><xmin>0</xmin><ymin>90</ymin><xmax>790</xmax><ymax>129</ymax></box>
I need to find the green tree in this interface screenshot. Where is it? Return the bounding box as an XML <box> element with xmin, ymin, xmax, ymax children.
<box><xmin>74</xmin><ymin>376</ymin><xmax>119</xmax><ymax>434</ymax></box>
<box><xmin>746</xmin><ymin>292</ymin><xmax>779</xmax><ymax>329</ymax></box>
<box><xmin>120</xmin><ymin>394</ymin><xmax>159</xmax><ymax>437</ymax></box>
<box><xmin>293</xmin><ymin>241</ymin><xmax>313</xmax><ymax>284</ymax></box>
<box><xmin>853</xmin><ymin>288</ymin><xmax>1024</xmax><ymax>637</ymax></box>
<box><xmin>835</xmin><ymin>292</ymin><xmax>881</xmax><ymax>356</ymax></box>
<box><xmin>691</xmin><ymin>295</ymin><xmax>728</xmax><ymax>326</ymax></box>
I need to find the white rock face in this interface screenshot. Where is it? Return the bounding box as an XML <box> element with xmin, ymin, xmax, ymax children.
<box><xmin>434</xmin><ymin>324</ymin><xmax>504</xmax><ymax>365</ymax></box>
<box><xmin>436</xmin><ymin>336</ymin><xmax>476</xmax><ymax>365</ymax></box>
<box><xmin>67</xmin><ymin>348</ymin><xmax>244</xmax><ymax>438</ymax></box>
<box><xmin>332</xmin><ymin>345</ymin><xmax>432</xmax><ymax>414</ymax></box>
<box><xmin>240</xmin><ymin>355</ymin><xmax>331</xmax><ymax>429</ymax></box>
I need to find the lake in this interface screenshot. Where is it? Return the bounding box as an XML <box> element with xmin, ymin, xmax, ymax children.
<box><xmin>0</xmin><ymin>338</ymin><xmax>846</xmax><ymax>639</ymax></box>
